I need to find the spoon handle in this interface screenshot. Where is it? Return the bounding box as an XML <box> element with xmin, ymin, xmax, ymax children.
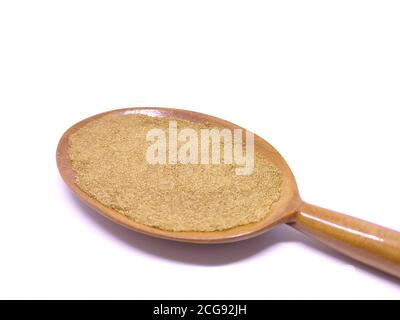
<box><xmin>289</xmin><ymin>202</ymin><xmax>400</xmax><ymax>278</ymax></box>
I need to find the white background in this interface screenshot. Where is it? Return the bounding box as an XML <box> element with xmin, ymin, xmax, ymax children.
<box><xmin>1</xmin><ymin>1</ymin><xmax>400</xmax><ymax>299</ymax></box>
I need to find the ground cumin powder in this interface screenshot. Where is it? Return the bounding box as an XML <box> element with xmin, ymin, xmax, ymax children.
<box><xmin>68</xmin><ymin>114</ymin><xmax>282</xmax><ymax>232</ymax></box>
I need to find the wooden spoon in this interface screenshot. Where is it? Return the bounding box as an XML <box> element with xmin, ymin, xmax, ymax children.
<box><xmin>57</xmin><ymin>107</ymin><xmax>400</xmax><ymax>278</ymax></box>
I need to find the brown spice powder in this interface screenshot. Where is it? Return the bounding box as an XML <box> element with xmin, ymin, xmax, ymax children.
<box><xmin>68</xmin><ymin>114</ymin><xmax>282</xmax><ymax>232</ymax></box>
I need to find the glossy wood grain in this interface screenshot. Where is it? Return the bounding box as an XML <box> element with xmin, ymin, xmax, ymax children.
<box><xmin>57</xmin><ymin>107</ymin><xmax>400</xmax><ymax>278</ymax></box>
<box><xmin>289</xmin><ymin>203</ymin><xmax>400</xmax><ymax>278</ymax></box>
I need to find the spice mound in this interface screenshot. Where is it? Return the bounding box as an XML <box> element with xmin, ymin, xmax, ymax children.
<box><xmin>68</xmin><ymin>114</ymin><xmax>282</xmax><ymax>232</ymax></box>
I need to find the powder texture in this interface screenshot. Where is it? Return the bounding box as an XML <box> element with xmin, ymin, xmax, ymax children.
<box><xmin>68</xmin><ymin>114</ymin><xmax>281</xmax><ymax>232</ymax></box>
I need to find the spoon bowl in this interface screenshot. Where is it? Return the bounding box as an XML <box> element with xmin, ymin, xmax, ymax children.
<box><xmin>57</xmin><ymin>107</ymin><xmax>400</xmax><ymax>278</ymax></box>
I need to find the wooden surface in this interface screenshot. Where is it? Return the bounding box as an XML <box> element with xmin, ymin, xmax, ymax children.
<box><xmin>57</xmin><ymin>107</ymin><xmax>400</xmax><ymax>278</ymax></box>
<box><xmin>289</xmin><ymin>203</ymin><xmax>400</xmax><ymax>278</ymax></box>
<box><xmin>57</xmin><ymin>107</ymin><xmax>301</xmax><ymax>243</ymax></box>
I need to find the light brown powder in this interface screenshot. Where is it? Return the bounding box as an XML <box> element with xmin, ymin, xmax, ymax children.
<box><xmin>68</xmin><ymin>114</ymin><xmax>281</xmax><ymax>232</ymax></box>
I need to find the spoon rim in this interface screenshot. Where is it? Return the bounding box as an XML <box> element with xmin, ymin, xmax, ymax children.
<box><xmin>56</xmin><ymin>107</ymin><xmax>301</xmax><ymax>243</ymax></box>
